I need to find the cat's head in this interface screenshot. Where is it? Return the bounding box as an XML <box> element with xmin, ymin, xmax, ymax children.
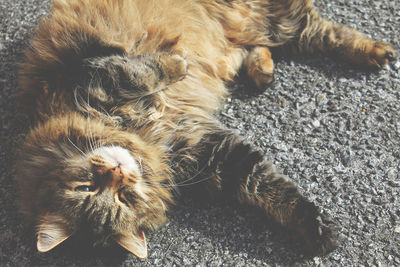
<box><xmin>15</xmin><ymin>113</ymin><xmax>172</xmax><ymax>258</ymax></box>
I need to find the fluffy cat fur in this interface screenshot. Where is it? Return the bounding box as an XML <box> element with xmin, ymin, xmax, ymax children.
<box><xmin>15</xmin><ymin>0</ymin><xmax>395</xmax><ymax>258</ymax></box>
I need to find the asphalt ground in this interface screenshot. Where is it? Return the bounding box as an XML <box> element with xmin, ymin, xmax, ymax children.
<box><xmin>1</xmin><ymin>0</ymin><xmax>399</xmax><ymax>266</ymax></box>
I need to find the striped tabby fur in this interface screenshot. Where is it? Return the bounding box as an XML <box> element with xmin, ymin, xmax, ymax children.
<box><xmin>15</xmin><ymin>0</ymin><xmax>395</xmax><ymax>258</ymax></box>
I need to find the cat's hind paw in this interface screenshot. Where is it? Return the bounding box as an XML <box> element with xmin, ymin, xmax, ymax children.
<box><xmin>244</xmin><ymin>46</ymin><xmax>274</xmax><ymax>91</ymax></box>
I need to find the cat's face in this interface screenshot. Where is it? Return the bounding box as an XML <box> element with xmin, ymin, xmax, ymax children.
<box><xmin>16</xmin><ymin>113</ymin><xmax>172</xmax><ymax>258</ymax></box>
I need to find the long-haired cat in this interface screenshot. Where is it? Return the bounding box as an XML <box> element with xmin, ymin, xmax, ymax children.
<box><xmin>15</xmin><ymin>0</ymin><xmax>395</xmax><ymax>258</ymax></box>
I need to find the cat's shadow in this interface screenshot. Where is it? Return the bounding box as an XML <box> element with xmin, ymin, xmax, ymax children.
<box><xmin>155</xmin><ymin>196</ymin><xmax>312</xmax><ymax>266</ymax></box>
<box><xmin>33</xmin><ymin>196</ymin><xmax>314</xmax><ymax>266</ymax></box>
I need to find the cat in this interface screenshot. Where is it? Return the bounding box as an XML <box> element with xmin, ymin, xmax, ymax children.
<box><xmin>15</xmin><ymin>0</ymin><xmax>395</xmax><ymax>259</ymax></box>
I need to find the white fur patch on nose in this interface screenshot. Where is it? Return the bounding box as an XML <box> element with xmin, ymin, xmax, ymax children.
<box><xmin>92</xmin><ymin>146</ymin><xmax>140</xmax><ymax>175</ymax></box>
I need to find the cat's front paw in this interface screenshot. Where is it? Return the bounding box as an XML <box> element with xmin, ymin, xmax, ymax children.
<box><xmin>364</xmin><ymin>41</ymin><xmax>396</xmax><ymax>68</ymax></box>
<box><xmin>292</xmin><ymin>199</ymin><xmax>338</xmax><ymax>256</ymax></box>
<box><xmin>159</xmin><ymin>53</ymin><xmax>188</xmax><ymax>83</ymax></box>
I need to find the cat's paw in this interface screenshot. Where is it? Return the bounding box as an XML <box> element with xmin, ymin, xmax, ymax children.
<box><xmin>249</xmin><ymin>67</ymin><xmax>274</xmax><ymax>90</ymax></box>
<box><xmin>304</xmin><ymin>212</ymin><xmax>338</xmax><ymax>256</ymax></box>
<box><xmin>245</xmin><ymin>46</ymin><xmax>274</xmax><ymax>91</ymax></box>
<box><xmin>292</xmin><ymin>199</ymin><xmax>338</xmax><ymax>256</ymax></box>
<box><xmin>364</xmin><ymin>41</ymin><xmax>396</xmax><ymax>68</ymax></box>
<box><xmin>159</xmin><ymin>53</ymin><xmax>188</xmax><ymax>83</ymax></box>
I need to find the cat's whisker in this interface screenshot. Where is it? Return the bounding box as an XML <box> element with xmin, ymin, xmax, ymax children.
<box><xmin>66</xmin><ymin>136</ymin><xmax>86</xmax><ymax>157</ymax></box>
<box><xmin>87</xmin><ymin>126</ymin><xmax>95</xmax><ymax>152</ymax></box>
<box><xmin>139</xmin><ymin>173</ymin><xmax>215</xmax><ymax>189</ymax></box>
<box><xmin>73</xmin><ymin>86</ymin><xmax>87</xmax><ymax>113</ymax></box>
<box><xmin>92</xmin><ymin>125</ymin><xmax>102</xmax><ymax>150</ymax></box>
<box><xmin>173</xmin><ymin>165</ymin><xmax>204</xmax><ymax>184</ymax></box>
<box><xmin>86</xmin><ymin>85</ymin><xmax>96</xmax><ymax>153</ymax></box>
<box><xmin>97</xmin><ymin>127</ymin><xmax>104</xmax><ymax>150</ymax></box>
<box><xmin>138</xmin><ymin>164</ymin><xmax>209</xmax><ymax>189</ymax></box>
<box><xmin>73</xmin><ymin>86</ymin><xmax>97</xmax><ymax>153</ymax></box>
<box><xmin>85</xmin><ymin>138</ymin><xmax>93</xmax><ymax>154</ymax></box>
<box><xmin>86</xmin><ymin>126</ymin><xmax>95</xmax><ymax>153</ymax></box>
<box><xmin>169</xmin><ymin>175</ymin><xmax>216</xmax><ymax>188</ymax></box>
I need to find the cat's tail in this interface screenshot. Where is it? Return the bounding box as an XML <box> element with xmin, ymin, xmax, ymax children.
<box><xmin>294</xmin><ymin>8</ymin><xmax>395</xmax><ymax>68</ymax></box>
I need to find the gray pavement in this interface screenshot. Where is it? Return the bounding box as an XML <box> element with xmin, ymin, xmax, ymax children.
<box><xmin>1</xmin><ymin>0</ymin><xmax>399</xmax><ymax>266</ymax></box>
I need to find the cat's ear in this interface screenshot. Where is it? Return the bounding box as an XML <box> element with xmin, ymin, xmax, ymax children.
<box><xmin>36</xmin><ymin>213</ymin><xmax>72</xmax><ymax>252</ymax></box>
<box><xmin>114</xmin><ymin>231</ymin><xmax>147</xmax><ymax>258</ymax></box>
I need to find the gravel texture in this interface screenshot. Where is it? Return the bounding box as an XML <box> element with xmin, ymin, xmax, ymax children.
<box><xmin>1</xmin><ymin>0</ymin><xmax>399</xmax><ymax>266</ymax></box>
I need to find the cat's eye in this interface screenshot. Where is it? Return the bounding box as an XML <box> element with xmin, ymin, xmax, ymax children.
<box><xmin>75</xmin><ymin>185</ymin><xmax>96</xmax><ymax>192</ymax></box>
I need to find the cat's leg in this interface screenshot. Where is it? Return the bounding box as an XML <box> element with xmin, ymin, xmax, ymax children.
<box><xmin>174</xmin><ymin>129</ymin><xmax>337</xmax><ymax>255</ymax></box>
<box><xmin>83</xmin><ymin>52</ymin><xmax>188</xmax><ymax>99</ymax></box>
<box><xmin>296</xmin><ymin>9</ymin><xmax>395</xmax><ymax>68</ymax></box>
<box><xmin>244</xmin><ymin>46</ymin><xmax>274</xmax><ymax>91</ymax></box>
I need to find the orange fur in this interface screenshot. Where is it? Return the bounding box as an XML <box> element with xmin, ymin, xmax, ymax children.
<box><xmin>15</xmin><ymin>0</ymin><xmax>395</xmax><ymax>257</ymax></box>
